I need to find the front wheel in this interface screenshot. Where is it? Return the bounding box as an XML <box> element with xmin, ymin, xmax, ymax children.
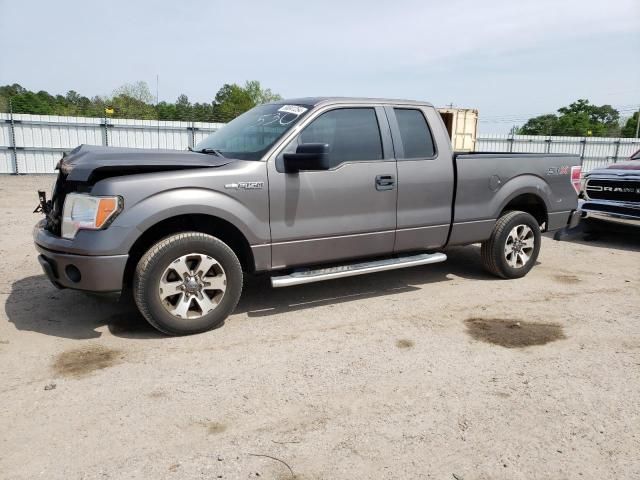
<box><xmin>481</xmin><ymin>211</ymin><xmax>541</xmax><ymax>279</ymax></box>
<box><xmin>133</xmin><ymin>232</ymin><xmax>243</xmax><ymax>335</ymax></box>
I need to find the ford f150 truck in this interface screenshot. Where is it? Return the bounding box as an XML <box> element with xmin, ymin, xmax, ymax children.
<box><xmin>33</xmin><ymin>97</ymin><xmax>582</xmax><ymax>335</ymax></box>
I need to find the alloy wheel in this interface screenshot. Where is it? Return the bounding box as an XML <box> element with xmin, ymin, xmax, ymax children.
<box><xmin>158</xmin><ymin>253</ymin><xmax>227</xmax><ymax>319</ymax></box>
<box><xmin>504</xmin><ymin>224</ymin><xmax>535</xmax><ymax>269</ymax></box>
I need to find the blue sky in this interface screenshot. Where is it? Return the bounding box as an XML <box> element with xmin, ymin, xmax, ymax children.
<box><xmin>1</xmin><ymin>0</ymin><xmax>638</xmax><ymax>133</ymax></box>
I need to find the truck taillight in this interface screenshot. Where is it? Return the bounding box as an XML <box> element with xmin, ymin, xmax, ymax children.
<box><xmin>571</xmin><ymin>166</ymin><xmax>581</xmax><ymax>195</ymax></box>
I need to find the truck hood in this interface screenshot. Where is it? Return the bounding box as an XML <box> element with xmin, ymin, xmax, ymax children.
<box><xmin>59</xmin><ymin>144</ymin><xmax>233</xmax><ymax>183</ymax></box>
<box><xmin>586</xmin><ymin>160</ymin><xmax>640</xmax><ymax>180</ymax></box>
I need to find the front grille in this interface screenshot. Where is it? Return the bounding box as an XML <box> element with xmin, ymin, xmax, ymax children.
<box><xmin>585</xmin><ymin>179</ymin><xmax>640</xmax><ymax>203</ymax></box>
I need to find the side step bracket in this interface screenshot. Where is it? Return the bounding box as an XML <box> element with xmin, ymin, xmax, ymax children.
<box><xmin>270</xmin><ymin>252</ymin><xmax>447</xmax><ymax>288</ymax></box>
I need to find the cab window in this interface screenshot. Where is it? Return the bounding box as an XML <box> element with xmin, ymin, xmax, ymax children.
<box><xmin>394</xmin><ymin>108</ymin><xmax>435</xmax><ymax>158</ymax></box>
<box><xmin>299</xmin><ymin>108</ymin><xmax>383</xmax><ymax>167</ymax></box>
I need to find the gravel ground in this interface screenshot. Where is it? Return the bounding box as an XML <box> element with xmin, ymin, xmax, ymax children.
<box><xmin>1</xmin><ymin>175</ymin><xmax>639</xmax><ymax>480</ymax></box>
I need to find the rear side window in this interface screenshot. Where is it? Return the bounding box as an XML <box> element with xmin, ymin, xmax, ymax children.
<box><xmin>394</xmin><ymin>108</ymin><xmax>435</xmax><ymax>158</ymax></box>
<box><xmin>300</xmin><ymin>108</ymin><xmax>383</xmax><ymax>167</ymax></box>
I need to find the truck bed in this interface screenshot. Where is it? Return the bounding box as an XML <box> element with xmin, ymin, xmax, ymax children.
<box><xmin>447</xmin><ymin>152</ymin><xmax>581</xmax><ymax>245</ymax></box>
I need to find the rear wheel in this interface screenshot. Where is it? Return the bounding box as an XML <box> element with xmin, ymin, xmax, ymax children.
<box><xmin>133</xmin><ymin>232</ymin><xmax>242</xmax><ymax>335</ymax></box>
<box><xmin>481</xmin><ymin>211</ymin><xmax>541</xmax><ymax>279</ymax></box>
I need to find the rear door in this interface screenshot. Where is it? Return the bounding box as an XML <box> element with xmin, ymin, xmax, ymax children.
<box><xmin>386</xmin><ymin>106</ymin><xmax>454</xmax><ymax>251</ymax></box>
<box><xmin>267</xmin><ymin>105</ymin><xmax>397</xmax><ymax>269</ymax></box>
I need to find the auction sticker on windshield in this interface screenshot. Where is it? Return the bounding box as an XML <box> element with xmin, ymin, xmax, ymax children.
<box><xmin>278</xmin><ymin>105</ymin><xmax>308</xmax><ymax>115</ymax></box>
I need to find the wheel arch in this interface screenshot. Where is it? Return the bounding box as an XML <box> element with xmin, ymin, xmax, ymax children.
<box><xmin>499</xmin><ymin>192</ymin><xmax>548</xmax><ymax>228</ymax></box>
<box><xmin>493</xmin><ymin>175</ymin><xmax>552</xmax><ymax>228</ymax></box>
<box><xmin>123</xmin><ymin>213</ymin><xmax>255</xmax><ymax>288</ymax></box>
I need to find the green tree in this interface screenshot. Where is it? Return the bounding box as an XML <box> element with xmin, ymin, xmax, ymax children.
<box><xmin>621</xmin><ymin>111</ymin><xmax>639</xmax><ymax>138</ymax></box>
<box><xmin>107</xmin><ymin>81</ymin><xmax>156</xmax><ymax>119</ymax></box>
<box><xmin>156</xmin><ymin>101</ymin><xmax>177</xmax><ymax>120</ymax></box>
<box><xmin>213</xmin><ymin>83</ymin><xmax>254</xmax><ymax>121</ymax></box>
<box><xmin>243</xmin><ymin>80</ymin><xmax>282</xmax><ymax>105</ymax></box>
<box><xmin>557</xmin><ymin>99</ymin><xmax>620</xmax><ymax>136</ymax></box>
<box><xmin>64</xmin><ymin>90</ymin><xmax>93</xmax><ymax>116</ymax></box>
<box><xmin>0</xmin><ymin>84</ymin><xmax>26</xmax><ymax>112</ymax></box>
<box><xmin>88</xmin><ymin>95</ymin><xmax>108</xmax><ymax>117</ymax></box>
<box><xmin>212</xmin><ymin>80</ymin><xmax>283</xmax><ymax>121</ymax></box>
<box><xmin>0</xmin><ymin>80</ymin><xmax>282</xmax><ymax>122</ymax></box>
<box><xmin>13</xmin><ymin>90</ymin><xmax>56</xmax><ymax>115</ymax></box>
<box><xmin>109</xmin><ymin>94</ymin><xmax>156</xmax><ymax>119</ymax></box>
<box><xmin>519</xmin><ymin>99</ymin><xmax>621</xmax><ymax>137</ymax></box>
<box><xmin>518</xmin><ymin>114</ymin><xmax>559</xmax><ymax>135</ymax></box>
<box><xmin>174</xmin><ymin>94</ymin><xmax>192</xmax><ymax>121</ymax></box>
<box><xmin>112</xmin><ymin>81</ymin><xmax>154</xmax><ymax>104</ymax></box>
<box><xmin>192</xmin><ymin>101</ymin><xmax>216</xmax><ymax>122</ymax></box>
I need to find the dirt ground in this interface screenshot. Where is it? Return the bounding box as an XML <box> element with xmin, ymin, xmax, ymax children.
<box><xmin>1</xmin><ymin>175</ymin><xmax>639</xmax><ymax>480</ymax></box>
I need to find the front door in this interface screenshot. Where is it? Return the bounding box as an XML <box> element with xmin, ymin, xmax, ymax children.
<box><xmin>267</xmin><ymin>106</ymin><xmax>397</xmax><ymax>269</ymax></box>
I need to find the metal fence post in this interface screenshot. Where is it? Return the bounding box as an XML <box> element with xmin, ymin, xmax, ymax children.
<box><xmin>612</xmin><ymin>139</ymin><xmax>621</xmax><ymax>163</ymax></box>
<box><xmin>579</xmin><ymin>138</ymin><xmax>586</xmax><ymax>162</ymax></box>
<box><xmin>8</xmin><ymin>101</ymin><xmax>19</xmax><ymax>175</ymax></box>
<box><xmin>188</xmin><ymin>121</ymin><xmax>196</xmax><ymax>149</ymax></box>
<box><xmin>101</xmin><ymin>115</ymin><xmax>109</xmax><ymax>146</ymax></box>
<box><xmin>545</xmin><ymin>136</ymin><xmax>552</xmax><ymax>153</ymax></box>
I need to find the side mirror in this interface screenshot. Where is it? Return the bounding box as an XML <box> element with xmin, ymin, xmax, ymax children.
<box><xmin>283</xmin><ymin>143</ymin><xmax>330</xmax><ymax>172</ymax></box>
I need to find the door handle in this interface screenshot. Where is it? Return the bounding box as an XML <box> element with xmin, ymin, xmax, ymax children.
<box><xmin>375</xmin><ymin>174</ymin><xmax>395</xmax><ymax>191</ymax></box>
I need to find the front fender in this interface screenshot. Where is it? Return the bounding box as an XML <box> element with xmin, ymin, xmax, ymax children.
<box><xmin>83</xmin><ymin>161</ymin><xmax>271</xmax><ymax>256</ymax></box>
<box><xmin>119</xmin><ymin>187</ymin><xmax>269</xmax><ymax>245</ymax></box>
<box><xmin>55</xmin><ymin>187</ymin><xmax>269</xmax><ymax>257</ymax></box>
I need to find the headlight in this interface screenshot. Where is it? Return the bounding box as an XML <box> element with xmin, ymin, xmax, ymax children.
<box><xmin>61</xmin><ymin>193</ymin><xmax>122</xmax><ymax>239</ymax></box>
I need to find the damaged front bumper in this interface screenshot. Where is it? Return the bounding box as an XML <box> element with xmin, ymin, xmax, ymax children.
<box><xmin>33</xmin><ymin>220</ymin><xmax>128</xmax><ymax>293</ymax></box>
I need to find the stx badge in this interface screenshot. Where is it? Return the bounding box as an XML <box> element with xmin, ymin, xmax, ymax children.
<box><xmin>547</xmin><ymin>166</ymin><xmax>570</xmax><ymax>175</ymax></box>
<box><xmin>224</xmin><ymin>182</ymin><xmax>264</xmax><ymax>190</ymax></box>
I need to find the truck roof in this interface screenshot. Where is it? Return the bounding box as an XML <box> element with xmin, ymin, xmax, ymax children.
<box><xmin>271</xmin><ymin>97</ymin><xmax>434</xmax><ymax>108</ymax></box>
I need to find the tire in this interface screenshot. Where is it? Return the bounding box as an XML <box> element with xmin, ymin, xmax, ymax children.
<box><xmin>481</xmin><ymin>211</ymin><xmax>541</xmax><ymax>279</ymax></box>
<box><xmin>133</xmin><ymin>232</ymin><xmax>243</xmax><ymax>335</ymax></box>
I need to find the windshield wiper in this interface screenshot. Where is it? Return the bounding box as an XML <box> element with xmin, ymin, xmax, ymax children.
<box><xmin>190</xmin><ymin>146</ymin><xmax>225</xmax><ymax>158</ymax></box>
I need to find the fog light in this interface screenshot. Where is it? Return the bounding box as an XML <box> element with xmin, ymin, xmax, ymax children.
<box><xmin>65</xmin><ymin>264</ymin><xmax>81</xmax><ymax>283</ymax></box>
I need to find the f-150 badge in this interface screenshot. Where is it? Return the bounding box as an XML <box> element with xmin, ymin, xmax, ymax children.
<box><xmin>224</xmin><ymin>182</ymin><xmax>264</xmax><ymax>190</ymax></box>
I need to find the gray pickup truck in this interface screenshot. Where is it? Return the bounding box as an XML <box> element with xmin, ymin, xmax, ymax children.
<box><xmin>33</xmin><ymin>97</ymin><xmax>582</xmax><ymax>335</ymax></box>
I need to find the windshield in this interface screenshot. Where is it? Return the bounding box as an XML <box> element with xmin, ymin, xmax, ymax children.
<box><xmin>194</xmin><ymin>103</ymin><xmax>311</xmax><ymax>160</ymax></box>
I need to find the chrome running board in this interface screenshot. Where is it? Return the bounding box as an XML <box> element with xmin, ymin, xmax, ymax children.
<box><xmin>270</xmin><ymin>252</ymin><xmax>447</xmax><ymax>288</ymax></box>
